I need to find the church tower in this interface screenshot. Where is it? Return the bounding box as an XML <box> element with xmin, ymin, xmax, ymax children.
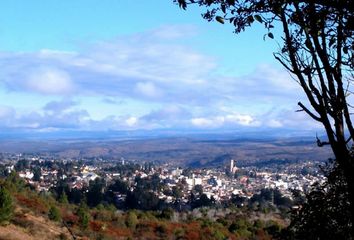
<box><xmin>230</xmin><ymin>159</ymin><xmax>237</xmax><ymax>174</ymax></box>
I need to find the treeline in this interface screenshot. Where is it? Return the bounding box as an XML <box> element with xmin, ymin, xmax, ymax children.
<box><xmin>1</xmin><ymin>160</ymin><xmax>295</xmax><ymax>213</ymax></box>
<box><xmin>50</xmin><ymin>173</ymin><xmax>294</xmax><ymax>213</ymax></box>
<box><xmin>0</xmin><ymin>172</ymin><xmax>286</xmax><ymax>240</ymax></box>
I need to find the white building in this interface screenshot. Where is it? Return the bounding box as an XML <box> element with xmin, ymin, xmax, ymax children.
<box><xmin>230</xmin><ymin>159</ymin><xmax>238</xmax><ymax>174</ymax></box>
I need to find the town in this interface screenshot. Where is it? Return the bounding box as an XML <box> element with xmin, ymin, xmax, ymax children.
<box><xmin>0</xmin><ymin>151</ymin><xmax>325</xmax><ymax>211</ymax></box>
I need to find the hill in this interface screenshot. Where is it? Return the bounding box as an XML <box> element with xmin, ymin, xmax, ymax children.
<box><xmin>0</xmin><ymin>173</ymin><xmax>288</xmax><ymax>240</ymax></box>
<box><xmin>0</xmin><ymin>137</ymin><xmax>331</xmax><ymax>168</ymax></box>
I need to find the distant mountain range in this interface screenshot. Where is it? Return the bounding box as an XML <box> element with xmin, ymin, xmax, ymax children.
<box><xmin>0</xmin><ymin>131</ymin><xmax>332</xmax><ymax>168</ymax></box>
<box><xmin>0</xmin><ymin>127</ymin><xmax>326</xmax><ymax>141</ymax></box>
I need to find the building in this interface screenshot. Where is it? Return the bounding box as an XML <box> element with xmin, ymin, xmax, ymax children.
<box><xmin>230</xmin><ymin>159</ymin><xmax>238</xmax><ymax>174</ymax></box>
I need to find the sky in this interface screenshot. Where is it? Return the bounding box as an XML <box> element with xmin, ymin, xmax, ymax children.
<box><xmin>0</xmin><ymin>0</ymin><xmax>321</xmax><ymax>136</ymax></box>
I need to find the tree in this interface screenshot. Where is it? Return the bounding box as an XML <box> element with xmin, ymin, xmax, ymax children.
<box><xmin>108</xmin><ymin>179</ymin><xmax>129</xmax><ymax>194</ymax></box>
<box><xmin>160</xmin><ymin>207</ymin><xmax>174</xmax><ymax>220</ymax></box>
<box><xmin>14</xmin><ymin>159</ymin><xmax>30</xmax><ymax>172</ymax></box>
<box><xmin>287</xmin><ymin>161</ymin><xmax>351</xmax><ymax>239</ymax></box>
<box><xmin>4</xmin><ymin>171</ymin><xmax>25</xmax><ymax>192</ymax></box>
<box><xmin>172</xmin><ymin>185</ymin><xmax>182</xmax><ymax>200</ymax></box>
<box><xmin>32</xmin><ymin>167</ymin><xmax>41</xmax><ymax>182</ymax></box>
<box><xmin>193</xmin><ymin>184</ymin><xmax>203</xmax><ymax>196</ymax></box>
<box><xmin>125</xmin><ymin>188</ymin><xmax>160</xmax><ymax>210</ymax></box>
<box><xmin>48</xmin><ymin>205</ymin><xmax>61</xmax><ymax>222</ymax></box>
<box><xmin>175</xmin><ymin>0</ymin><xmax>354</xmax><ymax>235</ymax></box>
<box><xmin>77</xmin><ymin>203</ymin><xmax>90</xmax><ymax>229</ymax></box>
<box><xmin>86</xmin><ymin>178</ymin><xmax>105</xmax><ymax>207</ymax></box>
<box><xmin>59</xmin><ymin>191</ymin><xmax>69</xmax><ymax>204</ymax></box>
<box><xmin>0</xmin><ymin>186</ymin><xmax>13</xmax><ymax>225</ymax></box>
<box><xmin>125</xmin><ymin>211</ymin><xmax>138</xmax><ymax>229</ymax></box>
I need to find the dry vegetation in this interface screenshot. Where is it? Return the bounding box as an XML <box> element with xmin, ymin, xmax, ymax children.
<box><xmin>0</xmin><ymin>183</ymin><xmax>286</xmax><ymax>240</ymax></box>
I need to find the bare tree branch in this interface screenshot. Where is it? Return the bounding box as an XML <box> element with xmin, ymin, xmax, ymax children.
<box><xmin>298</xmin><ymin>101</ymin><xmax>322</xmax><ymax>122</ymax></box>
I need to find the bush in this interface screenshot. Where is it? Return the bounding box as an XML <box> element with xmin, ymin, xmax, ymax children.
<box><xmin>253</xmin><ymin>219</ymin><xmax>265</xmax><ymax>229</ymax></box>
<box><xmin>0</xmin><ymin>186</ymin><xmax>13</xmax><ymax>225</ymax></box>
<box><xmin>125</xmin><ymin>211</ymin><xmax>138</xmax><ymax>229</ymax></box>
<box><xmin>212</xmin><ymin>229</ymin><xmax>225</xmax><ymax>240</ymax></box>
<box><xmin>174</xmin><ymin>228</ymin><xmax>185</xmax><ymax>238</ymax></box>
<box><xmin>59</xmin><ymin>192</ymin><xmax>69</xmax><ymax>204</ymax></box>
<box><xmin>236</xmin><ymin>228</ymin><xmax>252</xmax><ymax>238</ymax></box>
<box><xmin>288</xmin><ymin>162</ymin><xmax>352</xmax><ymax>240</ymax></box>
<box><xmin>48</xmin><ymin>206</ymin><xmax>61</xmax><ymax>222</ymax></box>
<box><xmin>159</xmin><ymin>208</ymin><xmax>174</xmax><ymax>220</ymax></box>
<box><xmin>77</xmin><ymin>204</ymin><xmax>90</xmax><ymax>229</ymax></box>
<box><xmin>155</xmin><ymin>223</ymin><xmax>168</xmax><ymax>235</ymax></box>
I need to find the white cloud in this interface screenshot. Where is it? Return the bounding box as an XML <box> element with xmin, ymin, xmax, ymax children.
<box><xmin>190</xmin><ymin>113</ymin><xmax>258</xmax><ymax>128</ymax></box>
<box><xmin>0</xmin><ymin>25</ymin><xmax>301</xmax><ymax>109</ymax></box>
<box><xmin>0</xmin><ymin>25</ymin><xmax>320</xmax><ymax>133</ymax></box>
<box><xmin>266</xmin><ymin>119</ymin><xmax>283</xmax><ymax>128</ymax></box>
<box><xmin>225</xmin><ymin>114</ymin><xmax>255</xmax><ymax>126</ymax></box>
<box><xmin>260</xmin><ymin>107</ymin><xmax>322</xmax><ymax>130</ymax></box>
<box><xmin>26</xmin><ymin>68</ymin><xmax>74</xmax><ymax>95</ymax></box>
<box><xmin>125</xmin><ymin>116</ymin><xmax>138</xmax><ymax>127</ymax></box>
<box><xmin>191</xmin><ymin>117</ymin><xmax>217</xmax><ymax>128</ymax></box>
<box><xmin>0</xmin><ymin>25</ymin><xmax>216</xmax><ymax>103</ymax></box>
<box><xmin>135</xmin><ymin>82</ymin><xmax>163</xmax><ymax>99</ymax></box>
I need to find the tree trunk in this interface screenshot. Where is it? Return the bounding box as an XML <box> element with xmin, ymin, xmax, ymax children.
<box><xmin>332</xmin><ymin>144</ymin><xmax>354</xmax><ymax>238</ymax></box>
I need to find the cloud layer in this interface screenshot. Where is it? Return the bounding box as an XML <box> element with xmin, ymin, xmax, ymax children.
<box><xmin>0</xmin><ymin>25</ymin><xmax>318</xmax><ymax>133</ymax></box>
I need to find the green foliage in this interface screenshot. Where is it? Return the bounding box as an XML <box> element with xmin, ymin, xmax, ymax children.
<box><xmin>193</xmin><ymin>184</ymin><xmax>203</xmax><ymax>195</ymax></box>
<box><xmin>250</xmin><ymin>188</ymin><xmax>293</xmax><ymax>209</ymax></box>
<box><xmin>4</xmin><ymin>171</ymin><xmax>26</xmax><ymax>192</ymax></box>
<box><xmin>174</xmin><ymin>227</ymin><xmax>185</xmax><ymax>238</ymax></box>
<box><xmin>125</xmin><ymin>211</ymin><xmax>138</xmax><ymax>229</ymax></box>
<box><xmin>175</xmin><ymin>0</ymin><xmax>354</xmax><ymax>237</ymax></box>
<box><xmin>32</xmin><ymin>167</ymin><xmax>41</xmax><ymax>182</ymax></box>
<box><xmin>59</xmin><ymin>191</ymin><xmax>69</xmax><ymax>204</ymax></box>
<box><xmin>264</xmin><ymin>220</ymin><xmax>281</xmax><ymax>238</ymax></box>
<box><xmin>0</xmin><ymin>166</ymin><xmax>6</xmax><ymax>178</ymax></box>
<box><xmin>86</xmin><ymin>178</ymin><xmax>105</xmax><ymax>207</ymax></box>
<box><xmin>0</xmin><ymin>186</ymin><xmax>13</xmax><ymax>225</ymax></box>
<box><xmin>228</xmin><ymin>218</ymin><xmax>252</xmax><ymax>234</ymax></box>
<box><xmin>155</xmin><ymin>223</ymin><xmax>168</xmax><ymax>235</ymax></box>
<box><xmin>77</xmin><ymin>203</ymin><xmax>90</xmax><ymax>229</ymax></box>
<box><xmin>108</xmin><ymin>179</ymin><xmax>129</xmax><ymax>194</ymax></box>
<box><xmin>235</xmin><ymin>228</ymin><xmax>252</xmax><ymax>238</ymax></box>
<box><xmin>191</xmin><ymin>193</ymin><xmax>214</xmax><ymax>209</ymax></box>
<box><xmin>288</xmin><ymin>162</ymin><xmax>352</xmax><ymax>239</ymax></box>
<box><xmin>253</xmin><ymin>219</ymin><xmax>265</xmax><ymax>229</ymax></box>
<box><xmin>125</xmin><ymin>187</ymin><xmax>160</xmax><ymax>210</ymax></box>
<box><xmin>48</xmin><ymin>205</ymin><xmax>61</xmax><ymax>222</ymax></box>
<box><xmin>14</xmin><ymin>159</ymin><xmax>30</xmax><ymax>172</ymax></box>
<box><xmin>216</xmin><ymin>217</ymin><xmax>229</xmax><ymax>227</ymax></box>
<box><xmin>159</xmin><ymin>207</ymin><xmax>174</xmax><ymax>220</ymax></box>
<box><xmin>171</xmin><ymin>185</ymin><xmax>182</xmax><ymax>199</ymax></box>
<box><xmin>228</xmin><ymin>222</ymin><xmax>238</xmax><ymax>233</ymax></box>
<box><xmin>212</xmin><ymin>229</ymin><xmax>225</xmax><ymax>240</ymax></box>
<box><xmin>228</xmin><ymin>218</ymin><xmax>255</xmax><ymax>238</ymax></box>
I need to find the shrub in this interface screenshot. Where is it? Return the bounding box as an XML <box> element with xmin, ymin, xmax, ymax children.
<box><xmin>212</xmin><ymin>229</ymin><xmax>225</xmax><ymax>240</ymax></box>
<box><xmin>48</xmin><ymin>206</ymin><xmax>61</xmax><ymax>222</ymax></box>
<box><xmin>155</xmin><ymin>223</ymin><xmax>168</xmax><ymax>235</ymax></box>
<box><xmin>59</xmin><ymin>192</ymin><xmax>69</xmax><ymax>204</ymax></box>
<box><xmin>0</xmin><ymin>186</ymin><xmax>13</xmax><ymax>225</ymax></box>
<box><xmin>77</xmin><ymin>204</ymin><xmax>90</xmax><ymax>229</ymax></box>
<box><xmin>125</xmin><ymin>211</ymin><xmax>138</xmax><ymax>229</ymax></box>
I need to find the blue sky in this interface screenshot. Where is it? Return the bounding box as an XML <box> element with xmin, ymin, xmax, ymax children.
<box><xmin>0</xmin><ymin>1</ymin><xmax>320</xmax><ymax>134</ymax></box>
